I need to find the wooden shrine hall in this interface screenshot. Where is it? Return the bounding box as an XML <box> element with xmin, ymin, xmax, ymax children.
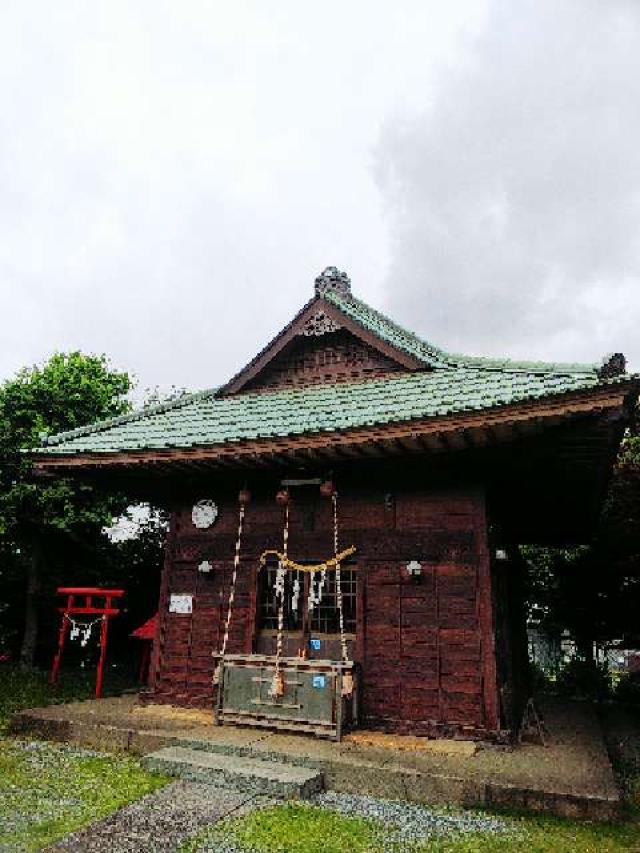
<box><xmin>34</xmin><ymin>267</ymin><xmax>638</xmax><ymax>740</ymax></box>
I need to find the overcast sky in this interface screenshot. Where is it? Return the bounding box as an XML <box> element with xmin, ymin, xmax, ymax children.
<box><xmin>1</xmin><ymin>1</ymin><xmax>639</xmax><ymax>398</ymax></box>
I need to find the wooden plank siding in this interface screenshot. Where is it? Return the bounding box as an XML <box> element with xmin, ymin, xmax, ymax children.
<box><xmin>243</xmin><ymin>329</ymin><xmax>405</xmax><ymax>393</ymax></box>
<box><xmin>148</xmin><ymin>485</ymin><xmax>501</xmax><ymax>737</ymax></box>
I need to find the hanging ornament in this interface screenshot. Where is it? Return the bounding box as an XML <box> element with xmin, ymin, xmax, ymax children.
<box><xmin>320</xmin><ymin>479</ymin><xmax>335</xmax><ymax>498</ymax></box>
<box><xmin>269</xmin><ymin>670</ymin><xmax>285</xmax><ymax>698</ymax></box>
<box><xmin>341</xmin><ymin>671</ymin><xmax>354</xmax><ymax>697</ymax></box>
<box><xmin>308</xmin><ymin>565</ymin><xmax>327</xmax><ymax>612</ymax></box>
<box><xmin>192</xmin><ymin>499</ymin><xmax>219</xmax><ymax>529</ymax></box>
<box><xmin>275</xmin><ymin>489</ymin><xmax>290</xmax><ymax>506</ymax></box>
<box><xmin>291</xmin><ymin>577</ymin><xmax>301</xmax><ymax>612</ymax></box>
<box><xmin>81</xmin><ymin>624</ymin><xmax>92</xmax><ymax>647</ymax></box>
<box><xmin>65</xmin><ymin>614</ymin><xmax>103</xmax><ymax>649</ymax></box>
<box><xmin>318</xmin><ymin>565</ymin><xmax>327</xmax><ymax>601</ymax></box>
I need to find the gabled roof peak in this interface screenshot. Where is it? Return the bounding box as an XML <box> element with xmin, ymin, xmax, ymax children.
<box><xmin>314</xmin><ymin>266</ymin><xmax>351</xmax><ymax>297</ymax></box>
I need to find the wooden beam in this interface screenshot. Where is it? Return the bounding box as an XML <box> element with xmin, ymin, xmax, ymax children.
<box><xmin>444</xmin><ymin>431</ymin><xmax>467</xmax><ymax>451</ymax></box>
<box><xmin>417</xmin><ymin>434</ymin><xmax>447</xmax><ymax>453</ymax></box>
<box><xmin>467</xmin><ymin>427</ymin><xmax>490</xmax><ymax>447</ymax></box>
<box><xmin>493</xmin><ymin>423</ymin><xmax>515</xmax><ymax>443</ymax></box>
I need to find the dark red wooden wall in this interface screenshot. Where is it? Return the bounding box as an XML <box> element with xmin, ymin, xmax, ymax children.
<box><xmin>149</xmin><ymin>483</ymin><xmax>499</xmax><ymax>737</ymax></box>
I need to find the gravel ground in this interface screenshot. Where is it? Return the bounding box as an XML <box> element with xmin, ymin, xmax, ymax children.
<box><xmin>313</xmin><ymin>791</ymin><xmax>513</xmax><ymax>845</ymax></box>
<box><xmin>191</xmin><ymin>791</ymin><xmax>514</xmax><ymax>852</ymax></box>
<box><xmin>46</xmin><ymin>780</ymin><xmax>268</xmax><ymax>853</ymax></box>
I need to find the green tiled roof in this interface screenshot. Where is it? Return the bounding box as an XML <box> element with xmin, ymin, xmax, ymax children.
<box><xmin>325</xmin><ymin>290</ymin><xmax>601</xmax><ymax>374</ymax></box>
<box><xmin>324</xmin><ymin>290</ymin><xmax>451</xmax><ymax>368</ymax></box>
<box><xmin>39</xmin><ymin>364</ymin><xmax>624</xmax><ymax>456</ymax></box>
<box><xmin>36</xmin><ymin>286</ymin><xmax>631</xmax><ymax>458</ymax></box>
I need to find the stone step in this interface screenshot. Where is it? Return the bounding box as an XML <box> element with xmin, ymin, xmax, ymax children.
<box><xmin>142</xmin><ymin>745</ymin><xmax>324</xmax><ymax>800</ymax></box>
<box><xmin>175</xmin><ymin>735</ymin><xmax>324</xmax><ymax>770</ymax></box>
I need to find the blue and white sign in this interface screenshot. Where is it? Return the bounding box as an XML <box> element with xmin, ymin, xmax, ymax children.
<box><xmin>309</xmin><ymin>638</ymin><xmax>321</xmax><ymax>651</ymax></box>
<box><xmin>312</xmin><ymin>675</ymin><xmax>326</xmax><ymax>689</ymax></box>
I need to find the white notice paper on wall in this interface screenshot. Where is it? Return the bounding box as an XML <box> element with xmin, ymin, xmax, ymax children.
<box><xmin>169</xmin><ymin>594</ymin><xmax>193</xmax><ymax>614</ymax></box>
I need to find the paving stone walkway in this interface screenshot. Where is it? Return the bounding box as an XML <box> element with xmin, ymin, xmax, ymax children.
<box><xmin>46</xmin><ymin>780</ymin><xmax>271</xmax><ymax>853</ymax></box>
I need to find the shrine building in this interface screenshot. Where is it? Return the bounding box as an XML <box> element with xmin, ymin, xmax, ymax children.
<box><xmin>33</xmin><ymin>267</ymin><xmax>638</xmax><ymax>740</ymax></box>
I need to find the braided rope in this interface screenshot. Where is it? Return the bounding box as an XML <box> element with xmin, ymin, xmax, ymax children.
<box><xmin>213</xmin><ymin>502</ymin><xmax>245</xmax><ymax>685</ymax></box>
<box><xmin>270</xmin><ymin>503</ymin><xmax>288</xmax><ymax>697</ymax></box>
<box><xmin>261</xmin><ymin>547</ymin><xmax>356</xmax><ymax>574</ymax></box>
<box><xmin>332</xmin><ymin>492</ymin><xmax>350</xmax><ymax>665</ymax></box>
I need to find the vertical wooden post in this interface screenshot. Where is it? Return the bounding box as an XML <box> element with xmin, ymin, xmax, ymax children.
<box><xmin>355</xmin><ymin>564</ymin><xmax>365</xmax><ymax>666</ymax></box>
<box><xmin>248</xmin><ymin>562</ymin><xmax>258</xmax><ymax>654</ymax></box>
<box><xmin>435</xmin><ymin>563</ymin><xmax>443</xmax><ymax>723</ymax></box>
<box><xmin>95</xmin><ymin>615</ymin><xmax>109</xmax><ymax>699</ymax></box>
<box><xmin>138</xmin><ymin>642</ymin><xmax>151</xmax><ymax>683</ymax></box>
<box><xmin>149</xmin><ymin>510</ymin><xmax>176</xmax><ymax>692</ymax></box>
<box><xmin>475</xmin><ymin>489</ymin><xmax>500</xmax><ymax>733</ymax></box>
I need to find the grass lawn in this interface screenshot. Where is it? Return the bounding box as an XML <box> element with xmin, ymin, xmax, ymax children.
<box><xmin>0</xmin><ymin>665</ymin><xmax>169</xmax><ymax>852</ymax></box>
<box><xmin>0</xmin><ymin>664</ymin><xmax>133</xmax><ymax>732</ymax></box>
<box><xmin>0</xmin><ymin>738</ymin><xmax>168</xmax><ymax>852</ymax></box>
<box><xmin>182</xmin><ymin>801</ymin><xmax>640</xmax><ymax>853</ymax></box>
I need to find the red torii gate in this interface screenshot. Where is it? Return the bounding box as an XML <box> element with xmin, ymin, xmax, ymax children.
<box><xmin>50</xmin><ymin>587</ymin><xmax>124</xmax><ymax>698</ymax></box>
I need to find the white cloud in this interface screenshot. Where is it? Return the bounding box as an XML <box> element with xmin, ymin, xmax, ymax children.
<box><xmin>0</xmin><ymin>1</ymin><xmax>484</xmax><ymax>392</ymax></box>
<box><xmin>376</xmin><ymin>0</ymin><xmax>640</xmax><ymax>369</ymax></box>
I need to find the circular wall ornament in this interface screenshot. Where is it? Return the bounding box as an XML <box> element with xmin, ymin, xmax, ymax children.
<box><xmin>192</xmin><ymin>499</ymin><xmax>218</xmax><ymax>529</ymax></box>
<box><xmin>198</xmin><ymin>560</ymin><xmax>213</xmax><ymax>573</ymax></box>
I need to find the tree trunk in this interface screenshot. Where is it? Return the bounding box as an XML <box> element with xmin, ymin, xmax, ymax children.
<box><xmin>575</xmin><ymin>632</ymin><xmax>595</xmax><ymax>664</ymax></box>
<box><xmin>19</xmin><ymin>537</ymin><xmax>43</xmax><ymax>670</ymax></box>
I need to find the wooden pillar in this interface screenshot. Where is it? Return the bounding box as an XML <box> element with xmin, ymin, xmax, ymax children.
<box><xmin>475</xmin><ymin>490</ymin><xmax>500</xmax><ymax>732</ymax></box>
<box><xmin>149</xmin><ymin>510</ymin><xmax>177</xmax><ymax>692</ymax></box>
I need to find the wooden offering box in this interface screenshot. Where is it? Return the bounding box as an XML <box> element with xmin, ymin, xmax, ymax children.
<box><xmin>215</xmin><ymin>654</ymin><xmax>358</xmax><ymax>740</ymax></box>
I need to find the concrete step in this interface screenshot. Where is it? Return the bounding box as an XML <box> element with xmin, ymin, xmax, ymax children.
<box><xmin>142</xmin><ymin>745</ymin><xmax>324</xmax><ymax>800</ymax></box>
<box><xmin>175</xmin><ymin>735</ymin><xmax>324</xmax><ymax>770</ymax></box>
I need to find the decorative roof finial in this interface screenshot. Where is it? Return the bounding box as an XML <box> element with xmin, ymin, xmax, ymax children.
<box><xmin>597</xmin><ymin>352</ymin><xmax>626</xmax><ymax>380</ymax></box>
<box><xmin>314</xmin><ymin>266</ymin><xmax>351</xmax><ymax>297</ymax></box>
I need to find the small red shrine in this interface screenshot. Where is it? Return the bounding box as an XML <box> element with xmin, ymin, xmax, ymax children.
<box><xmin>50</xmin><ymin>587</ymin><xmax>124</xmax><ymax>698</ymax></box>
<box><xmin>34</xmin><ymin>267</ymin><xmax>638</xmax><ymax>739</ymax></box>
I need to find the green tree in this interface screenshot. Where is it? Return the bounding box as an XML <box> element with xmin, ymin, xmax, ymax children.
<box><xmin>0</xmin><ymin>352</ymin><xmax>132</xmax><ymax>668</ymax></box>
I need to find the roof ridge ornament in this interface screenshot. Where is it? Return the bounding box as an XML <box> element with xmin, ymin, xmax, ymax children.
<box><xmin>597</xmin><ymin>352</ymin><xmax>626</xmax><ymax>380</ymax></box>
<box><xmin>315</xmin><ymin>266</ymin><xmax>351</xmax><ymax>297</ymax></box>
<box><xmin>301</xmin><ymin>311</ymin><xmax>342</xmax><ymax>336</ymax></box>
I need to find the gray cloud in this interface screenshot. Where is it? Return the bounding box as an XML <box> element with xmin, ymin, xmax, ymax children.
<box><xmin>376</xmin><ymin>0</ymin><xmax>640</xmax><ymax>369</ymax></box>
<box><xmin>0</xmin><ymin>1</ymin><xmax>482</xmax><ymax>395</ymax></box>
<box><xmin>2</xmin><ymin>1</ymin><xmax>638</xmax><ymax>394</ymax></box>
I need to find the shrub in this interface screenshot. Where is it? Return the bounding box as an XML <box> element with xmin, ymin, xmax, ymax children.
<box><xmin>555</xmin><ymin>658</ymin><xmax>612</xmax><ymax>700</ymax></box>
<box><xmin>529</xmin><ymin>660</ymin><xmax>554</xmax><ymax>693</ymax></box>
<box><xmin>616</xmin><ymin>671</ymin><xmax>640</xmax><ymax>705</ymax></box>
